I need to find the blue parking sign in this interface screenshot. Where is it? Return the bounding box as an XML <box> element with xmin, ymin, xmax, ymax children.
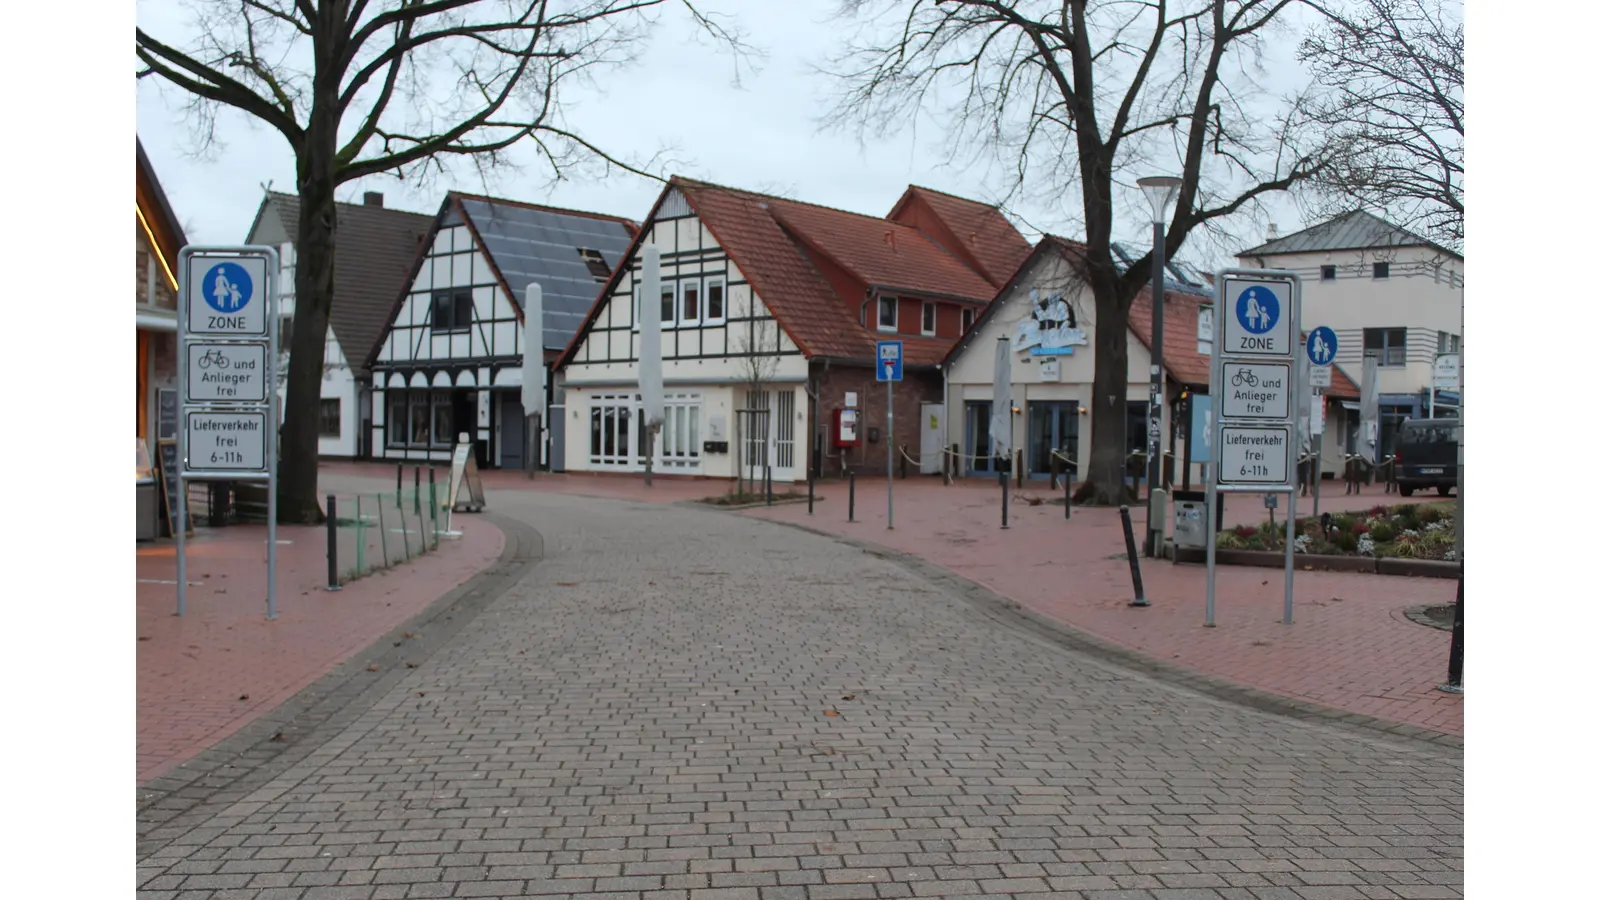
<box><xmin>876</xmin><ymin>340</ymin><xmax>903</xmax><ymax>382</ymax></box>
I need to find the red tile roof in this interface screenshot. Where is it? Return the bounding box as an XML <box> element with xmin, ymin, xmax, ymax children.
<box><xmin>672</xmin><ymin>178</ymin><xmax>1007</xmax><ymax>366</ymax></box>
<box><xmin>890</xmin><ymin>186</ymin><xmax>1034</xmax><ymax>287</ymax></box>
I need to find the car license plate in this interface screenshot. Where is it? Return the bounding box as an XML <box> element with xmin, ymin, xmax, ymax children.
<box><xmin>1421</xmin><ymin>467</ymin><xmax>1443</xmax><ymax>475</ymax></box>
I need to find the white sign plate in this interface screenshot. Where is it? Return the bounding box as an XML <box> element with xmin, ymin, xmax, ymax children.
<box><xmin>1433</xmin><ymin>353</ymin><xmax>1461</xmax><ymax>390</ymax></box>
<box><xmin>1218</xmin><ymin>424</ymin><xmax>1291</xmax><ymax>486</ymax></box>
<box><xmin>1220</xmin><ymin>361</ymin><xmax>1292</xmax><ymax>420</ymax></box>
<box><xmin>186</xmin><ymin>410</ymin><xmax>269</xmax><ymax>470</ymax></box>
<box><xmin>1312</xmin><ymin>396</ymin><xmax>1326</xmax><ymax>436</ymax></box>
<box><xmin>1221</xmin><ymin>279</ymin><xmax>1293</xmax><ymax>356</ymax></box>
<box><xmin>186</xmin><ymin>343</ymin><xmax>268</xmax><ymax>403</ymax></box>
<box><xmin>1308</xmin><ymin>364</ymin><xmax>1332</xmax><ymax>389</ymax></box>
<box><xmin>186</xmin><ymin>255</ymin><xmax>269</xmax><ymax>337</ymax></box>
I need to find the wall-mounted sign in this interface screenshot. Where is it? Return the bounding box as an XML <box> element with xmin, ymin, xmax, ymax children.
<box><xmin>1039</xmin><ymin>358</ymin><xmax>1061</xmax><ymax>381</ymax></box>
<box><xmin>1015</xmin><ymin>291</ymin><xmax>1088</xmax><ymax>356</ymax></box>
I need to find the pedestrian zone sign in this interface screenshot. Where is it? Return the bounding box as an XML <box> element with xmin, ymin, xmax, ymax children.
<box><xmin>876</xmin><ymin>340</ymin><xmax>903</xmax><ymax>382</ymax></box>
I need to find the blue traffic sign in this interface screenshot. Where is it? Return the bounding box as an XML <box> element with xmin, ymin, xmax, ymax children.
<box><xmin>876</xmin><ymin>340</ymin><xmax>903</xmax><ymax>382</ymax></box>
<box><xmin>1234</xmin><ymin>284</ymin><xmax>1279</xmax><ymax>335</ymax></box>
<box><xmin>1189</xmin><ymin>394</ymin><xmax>1214</xmax><ymax>463</ymax></box>
<box><xmin>1307</xmin><ymin>326</ymin><xmax>1338</xmax><ymax>366</ymax></box>
<box><xmin>203</xmin><ymin>262</ymin><xmax>255</xmax><ymax>314</ymax></box>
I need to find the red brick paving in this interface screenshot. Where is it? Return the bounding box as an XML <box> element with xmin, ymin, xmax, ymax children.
<box><xmin>136</xmin><ymin>515</ymin><xmax>503</xmax><ymax>784</ymax></box>
<box><xmin>310</xmin><ymin>462</ymin><xmax>1463</xmax><ymax>735</ymax></box>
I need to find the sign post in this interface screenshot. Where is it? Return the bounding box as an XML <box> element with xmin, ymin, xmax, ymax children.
<box><xmin>1306</xmin><ymin>326</ymin><xmax>1338</xmax><ymax>520</ymax></box>
<box><xmin>1432</xmin><ymin>352</ymin><xmax>1460</xmax><ymax>418</ymax></box>
<box><xmin>176</xmin><ymin>246</ymin><xmax>281</xmax><ymax>619</ymax></box>
<box><xmin>877</xmin><ymin>340</ymin><xmax>903</xmax><ymax>530</ymax></box>
<box><xmin>1206</xmin><ymin>270</ymin><xmax>1302</xmax><ymax>627</ymax></box>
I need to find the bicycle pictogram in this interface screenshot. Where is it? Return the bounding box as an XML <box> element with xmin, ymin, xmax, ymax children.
<box><xmin>1231</xmin><ymin>369</ymin><xmax>1259</xmax><ymax>388</ymax></box>
<box><xmin>198</xmin><ymin>348</ymin><xmax>231</xmax><ymax>370</ymax></box>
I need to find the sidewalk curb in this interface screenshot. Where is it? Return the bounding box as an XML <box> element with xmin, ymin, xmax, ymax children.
<box><xmin>136</xmin><ymin>514</ymin><xmax>544</xmax><ymax>862</ymax></box>
<box><xmin>762</xmin><ymin>518</ymin><xmax>1463</xmax><ymax>754</ymax></box>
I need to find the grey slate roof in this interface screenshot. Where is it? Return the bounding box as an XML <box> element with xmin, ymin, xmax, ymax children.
<box><xmin>1242</xmin><ymin>210</ymin><xmax>1462</xmax><ymax>259</ymax></box>
<box><xmin>455</xmin><ymin>195</ymin><xmax>636</xmax><ymax>353</ymax></box>
<box><xmin>249</xmin><ymin>192</ymin><xmax>434</xmax><ymax>376</ymax></box>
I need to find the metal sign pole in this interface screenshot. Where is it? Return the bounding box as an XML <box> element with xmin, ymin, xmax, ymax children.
<box><xmin>887</xmin><ymin>373</ymin><xmax>895</xmax><ymax>530</ymax></box>
<box><xmin>266</xmin><ymin>256</ymin><xmax>279</xmax><ymax>621</ymax></box>
<box><xmin>1204</xmin><ymin>291</ymin><xmax>1221</xmax><ymax>628</ymax></box>
<box><xmin>176</xmin><ymin>248</ymin><xmax>191</xmax><ymax>618</ymax></box>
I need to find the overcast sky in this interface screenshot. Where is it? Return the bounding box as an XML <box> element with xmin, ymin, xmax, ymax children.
<box><xmin>137</xmin><ymin>0</ymin><xmax>1312</xmax><ymax>268</ymax></box>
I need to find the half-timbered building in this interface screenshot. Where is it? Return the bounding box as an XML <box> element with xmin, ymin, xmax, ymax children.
<box><xmin>367</xmin><ymin>193</ymin><xmax>636</xmax><ymax>468</ymax></box>
<box><xmin>555</xmin><ymin>178</ymin><xmax>1031</xmax><ymax>481</ymax></box>
<box><xmin>245</xmin><ymin>191</ymin><xmax>433</xmax><ymax>458</ymax></box>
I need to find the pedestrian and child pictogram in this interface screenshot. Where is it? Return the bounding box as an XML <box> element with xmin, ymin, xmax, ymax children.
<box><xmin>1235</xmin><ymin>284</ymin><xmax>1280</xmax><ymax>335</ymax></box>
<box><xmin>203</xmin><ymin>262</ymin><xmax>254</xmax><ymax>313</ymax></box>
<box><xmin>1308</xmin><ymin>325</ymin><xmax>1338</xmax><ymax>366</ymax></box>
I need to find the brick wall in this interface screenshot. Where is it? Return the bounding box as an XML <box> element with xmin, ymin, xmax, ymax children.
<box><xmin>136</xmin><ymin>225</ymin><xmax>178</xmax><ymax>310</ymax></box>
<box><xmin>813</xmin><ymin>362</ymin><xmax>943</xmax><ymax>477</ymax></box>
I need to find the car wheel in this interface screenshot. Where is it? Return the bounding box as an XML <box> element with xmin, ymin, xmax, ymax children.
<box><xmin>1439</xmin><ymin>485</ymin><xmax>1451</xmax><ymax>496</ymax></box>
<box><xmin>1400</xmin><ymin>485</ymin><xmax>1414</xmax><ymax>497</ymax></box>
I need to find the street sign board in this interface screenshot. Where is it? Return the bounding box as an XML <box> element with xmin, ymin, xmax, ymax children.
<box><xmin>185</xmin><ymin>410</ymin><xmax>269</xmax><ymax>471</ymax></box>
<box><xmin>1311</xmin><ymin>395</ymin><xmax>1326</xmax><ymax>436</ymax></box>
<box><xmin>1189</xmin><ymin>394</ymin><xmax>1213</xmax><ymax>463</ymax></box>
<box><xmin>1197</xmin><ymin>306</ymin><xmax>1214</xmax><ymax>356</ymax></box>
<box><xmin>186</xmin><ymin>255</ymin><xmax>269</xmax><ymax>337</ymax></box>
<box><xmin>1307</xmin><ymin>326</ymin><xmax>1338</xmax><ymax>366</ymax></box>
<box><xmin>1220</xmin><ymin>361</ymin><xmax>1291</xmax><ymax>420</ymax></box>
<box><xmin>185</xmin><ymin>342</ymin><xmax>268</xmax><ymax>403</ymax></box>
<box><xmin>1221</xmin><ymin>279</ymin><xmax>1293</xmax><ymax>356</ymax></box>
<box><xmin>1433</xmin><ymin>353</ymin><xmax>1461</xmax><ymax>390</ymax></box>
<box><xmin>876</xmin><ymin>340</ymin><xmax>903</xmax><ymax>382</ymax></box>
<box><xmin>1308</xmin><ymin>364</ymin><xmax>1332</xmax><ymax>389</ymax></box>
<box><xmin>1217</xmin><ymin>424</ymin><xmax>1291</xmax><ymax>487</ymax></box>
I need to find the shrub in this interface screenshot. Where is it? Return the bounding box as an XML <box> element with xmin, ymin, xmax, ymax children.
<box><xmin>1336</xmin><ymin>532</ymin><xmax>1358</xmax><ymax>553</ymax></box>
<box><xmin>1418</xmin><ymin>504</ymin><xmax>1444</xmax><ymax>525</ymax></box>
<box><xmin>1215</xmin><ymin>531</ymin><xmax>1243</xmax><ymax>550</ymax></box>
<box><xmin>1235</xmin><ymin>525</ymin><xmax>1258</xmax><ymax>538</ymax></box>
<box><xmin>1331</xmin><ymin>513</ymin><xmax>1356</xmax><ymax>532</ymax></box>
<box><xmin>1368</xmin><ymin>522</ymin><xmax>1396</xmax><ymax>543</ymax></box>
<box><xmin>1352</xmin><ymin>521</ymin><xmax>1370</xmax><ymax>536</ymax></box>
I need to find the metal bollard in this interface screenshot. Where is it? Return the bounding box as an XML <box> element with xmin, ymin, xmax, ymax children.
<box><xmin>1000</xmin><ymin>471</ymin><xmax>1009</xmax><ymax>530</ymax></box>
<box><xmin>1015</xmin><ymin>450</ymin><xmax>1023</xmax><ymax>488</ymax></box>
<box><xmin>1121</xmin><ymin>505</ymin><xmax>1148</xmax><ymax>607</ymax></box>
<box><xmin>326</xmin><ymin>494</ymin><xmax>341</xmax><ymax>591</ymax></box>
<box><xmin>808</xmin><ymin>474</ymin><xmax>814</xmax><ymax>515</ymax></box>
<box><xmin>396</xmin><ymin>463</ymin><xmax>402</xmax><ymax>506</ymax></box>
<box><xmin>1064</xmin><ymin>470</ymin><xmax>1071</xmax><ymax>521</ymax></box>
<box><xmin>414</xmin><ymin>467</ymin><xmax>421</xmax><ymax>515</ymax></box>
<box><xmin>428</xmin><ymin>469</ymin><xmax>439</xmax><ymax>549</ymax></box>
<box><xmin>899</xmin><ymin>446</ymin><xmax>908</xmax><ymax>480</ymax></box>
<box><xmin>848</xmin><ymin>470</ymin><xmax>856</xmax><ymax>523</ymax></box>
<box><xmin>1439</xmin><ymin>576</ymin><xmax>1463</xmax><ymax>693</ymax></box>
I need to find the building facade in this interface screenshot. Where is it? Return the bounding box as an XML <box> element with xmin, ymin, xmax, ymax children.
<box><xmin>245</xmin><ymin>191</ymin><xmax>433</xmax><ymax>458</ymax></box>
<box><xmin>555</xmin><ymin>179</ymin><xmax>1031</xmax><ymax>482</ymax></box>
<box><xmin>368</xmin><ymin>193</ymin><xmax>637</xmax><ymax>468</ymax></box>
<box><xmin>1239</xmin><ymin>211</ymin><xmax>1463</xmax><ymax>458</ymax></box>
<box><xmin>946</xmin><ymin>237</ymin><xmax>1361</xmax><ymax>487</ymax></box>
<box><xmin>136</xmin><ymin>140</ymin><xmax>186</xmax><ymax>453</ymax></box>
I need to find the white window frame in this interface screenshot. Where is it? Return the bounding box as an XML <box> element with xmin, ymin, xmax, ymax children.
<box><xmin>921</xmin><ymin>301</ymin><xmax>937</xmax><ymax>336</ymax></box>
<box><xmin>679</xmin><ymin>280</ymin><xmax>701</xmax><ymax>326</ymax></box>
<box><xmin>659</xmin><ymin>281</ymin><xmax>677</xmax><ymax>329</ymax></box>
<box><xmin>962</xmin><ymin>307</ymin><xmax>975</xmax><ymax>334</ymax></box>
<box><xmin>660</xmin><ymin>393</ymin><xmax>703</xmax><ymax>469</ymax></box>
<box><xmin>703</xmin><ymin>276</ymin><xmax>727</xmax><ymax>325</ymax></box>
<box><xmin>878</xmin><ymin>295</ymin><xmax>898</xmax><ymax>332</ymax></box>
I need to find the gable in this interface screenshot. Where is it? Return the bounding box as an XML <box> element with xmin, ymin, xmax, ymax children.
<box><xmin>374</xmin><ymin>218</ymin><xmax>524</xmax><ymax>371</ymax></box>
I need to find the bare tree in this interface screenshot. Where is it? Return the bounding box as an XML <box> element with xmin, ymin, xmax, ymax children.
<box><xmin>138</xmin><ymin>0</ymin><xmax>748</xmax><ymax>522</ymax></box>
<box><xmin>734</xmin><ymin>317</ymin><xmax>781</xmax><ymax>495</ymax></box>
<box><xmin>1298</xmin><ymin>0</ymin><xmax>1463</xmax><ymax>249</ymax></box>
<box><xmin>824</xmin><ymin>0</ymin><xmax>1329</xmax><ymax>503</ymax></box>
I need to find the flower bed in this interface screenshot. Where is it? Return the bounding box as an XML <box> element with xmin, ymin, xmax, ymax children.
<box><xmin>1214</xmin><ymin>501</ymin><xmax>1457</xmax><ymax>561</ymax></box>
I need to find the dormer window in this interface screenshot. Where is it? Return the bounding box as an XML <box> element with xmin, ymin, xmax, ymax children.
<box><xmin>878</xmin><ymin>295</ymin><xmax>898</xmax><ymax>331</ymax></box>
<box><xmin>577</xmin><ymin>248</ymin><xmax>611</xmax><ymax>281</ymax></box>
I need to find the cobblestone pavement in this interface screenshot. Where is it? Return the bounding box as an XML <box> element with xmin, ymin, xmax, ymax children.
<box><xmin>137</xmin><ymin>491</ymin><xmax>1463</xmax><ymax>900</ymax></box>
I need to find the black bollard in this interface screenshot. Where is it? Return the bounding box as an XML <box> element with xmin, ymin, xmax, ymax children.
<box><xmin>414</xmin><ymin>467</ymin><xmax>421</xmax><ymax>515</ymax></box>
<box><xmin>1121</xmin><ymin>505</ymin><xmax>1148</xmax><ymax>607</ymax></box>
<box><xmin>326</xmin><ymin>494</ymin><xmax>341</xmax><ymax>591</ymax></box>
<box><xmin>808</xmin><ymin>474</ymin><xmax>814</xmax><ymax>515</ymax></box>
<box><xmin>848</xmin><ymin>470</ymin><xmax>856</xmax><ymax>523</ymax></box>
<box><xmin>396</xmin><ymin>463</ymin><xmax>402</xmax><ymax>506</ymax></box>
<box><xmin>1439</xmin><ymin>576</ymin><xmax>1463</xmax><ymax>693</ymax></box>
<box><xmin>1000</xmin><ymin>471</ymin><xmax>1009</xmax><ymax>530</ymax></box>
<box><xmin>1064</xmin><ymin>470</ymin><xmax>1071</xmax><ymax>521</ymax></box>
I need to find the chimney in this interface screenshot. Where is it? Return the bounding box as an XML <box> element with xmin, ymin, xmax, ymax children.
<box><xmin>363</xmin><ymin>191</ymin><xmax>384</xmax><ymax>207</ymax></box>
<box><xmin>1265</xmin><ymin>222</ymin><xmax>1279</xmax><ymax>241</ymax></box>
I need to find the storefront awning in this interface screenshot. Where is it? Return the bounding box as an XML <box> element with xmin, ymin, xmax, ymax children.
<box><xmin>1341</xmin><ymin>400</ymin><xmax>1360</xmax><ymax>411</ymax></box>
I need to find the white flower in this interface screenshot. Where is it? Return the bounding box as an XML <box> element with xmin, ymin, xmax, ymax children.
<box><xmin>1357</xmin><ymin>534</ymin><xmax>1376</xmax><ymax>556</ymax></box>
<box><xmin>1444</xmin><ymin>550</ymin><xmax>1458</xmax><ymax>561</ymax></box>
<box><xmin>1401</xmin><ymin>529</ymin><xmax>1420</xmax><ymax>538</ymax></box>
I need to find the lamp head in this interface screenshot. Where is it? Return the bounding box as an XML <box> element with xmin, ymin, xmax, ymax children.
<box><xmin>1136</xmin><ymin>175</ymin><xmax>1183</xmax><ymax>224</ymax></box>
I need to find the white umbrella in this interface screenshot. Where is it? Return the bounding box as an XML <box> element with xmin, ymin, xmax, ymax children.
<box><xmin>991</xmin><ymin>336</ymin><xmax>1012</xmax><ymax>464</ymax></box>
<box><xmin>521</xmin><ymin>283</ymin><xmax>546</xmax><ymax>421</ymax></box>
<box><xmin>638</xmin><ymin>245</ymin><xmax>665</xmax><ymax>431</ymax></box>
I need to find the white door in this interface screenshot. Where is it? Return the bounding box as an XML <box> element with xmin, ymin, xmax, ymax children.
<box><xmin>920</xmin><ymin>403</ymin><xmax>945</xmax><ymax>474</ymax></box>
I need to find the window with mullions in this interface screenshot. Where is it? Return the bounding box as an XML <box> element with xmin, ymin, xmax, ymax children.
<box><xmin>681</xmin><ymin>281</ymin><xmax>700</xmax><ymax>325</ymax></box>
<box><xmin>431</xmin><ymin>289</ymin><xmax>472</xmax><ymax>333</ymax></box>
<box><xmin>319</xmin><ymin>399</ymin><xmax>341</xmax><ymax>438</ymax></box>
<box><xmin>1364</xmin><ymin>327</ymin><xmax>1407</xmax><ymax>367</ymax></box>
<box><xmin>660</xmin><ymin>282</ymin><xmax>676</xmax><ymax>327</ymax></box>
<box><xmin>384</xmin><ymin>390</ymin><xmax>455</xmax><ymax>449</ymax></box>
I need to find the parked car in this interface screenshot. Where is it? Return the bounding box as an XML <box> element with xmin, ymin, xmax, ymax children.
<box><xmin>1395</xmin><ymin>417</ymin><xmax>1460</xmax><ymax>496</ymax></box>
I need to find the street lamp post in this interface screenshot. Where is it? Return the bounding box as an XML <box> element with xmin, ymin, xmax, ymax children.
<box><xmin>1137</xmin><ymin>175</ymin><xmax>1182</xmax><ymax>560</ymax></box>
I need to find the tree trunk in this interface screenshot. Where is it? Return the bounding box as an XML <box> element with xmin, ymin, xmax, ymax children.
<box><xmin>277</xmin><ymin>116</ymin><xmax>339</xmax><ymax>524</ymax></box>
<box><xmin>1079</xmin><ymin>257</ymin><xmax>1134</xmax><ymax>506</ymax></box>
